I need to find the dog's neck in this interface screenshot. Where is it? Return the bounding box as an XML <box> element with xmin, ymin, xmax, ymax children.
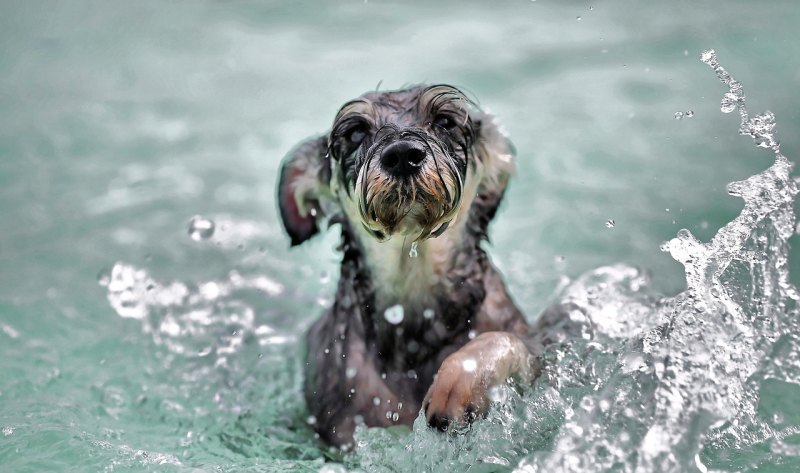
<box><xmin>334</xmin><ymin>202</ymin><xmax>495</xmax><ymax>372</ymax></box>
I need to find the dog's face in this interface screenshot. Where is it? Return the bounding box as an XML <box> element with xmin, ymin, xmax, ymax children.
<box><xmin>328</xmin><ymin>85</ymin><xmax>475</xmax><ymax>242</ymax></box>
<box><xmin>277</xmin><ymin>84</ymin><xmax>514</xmax><ymax>248</ymax></box>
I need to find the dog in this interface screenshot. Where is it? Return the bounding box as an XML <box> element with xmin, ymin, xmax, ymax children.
<box><xmin>277</xmin><ymin>84</ymin><xmax>549</xmax><ymax>448</ymax></box>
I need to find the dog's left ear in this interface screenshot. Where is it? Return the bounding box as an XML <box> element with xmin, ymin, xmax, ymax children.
<box><xmin>468</xmin><ymin>112</ymin><xmax>516</xmax><ymax>235</ymax></box>
<box><xmin>277</xmin><ymin>135</ymin><xmax>333</xmax><ymax>246</ymax></box>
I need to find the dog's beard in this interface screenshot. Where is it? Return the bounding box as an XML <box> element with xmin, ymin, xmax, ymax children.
<box><xmin>356</xmin><ymin>155</ymin><xmax>463</xmax><ymax>241</ymax></box>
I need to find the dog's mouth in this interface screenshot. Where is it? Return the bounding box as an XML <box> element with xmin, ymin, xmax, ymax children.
<box><xmin>356</xmin><ymin>138</ymin><xmax>464</xmax><ymax>242</ymax></box>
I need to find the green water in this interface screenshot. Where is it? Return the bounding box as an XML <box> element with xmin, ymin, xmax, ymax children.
<box><xmin>2</xmin><ymin>1</ymin><xmax>800</xmax><ymax>471</ymax></box>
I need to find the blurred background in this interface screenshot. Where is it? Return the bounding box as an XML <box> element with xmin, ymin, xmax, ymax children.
<box><xmin>1</xmin><ymin>1</ymin><xmax>799</xmax><ymax>471</ymax></box>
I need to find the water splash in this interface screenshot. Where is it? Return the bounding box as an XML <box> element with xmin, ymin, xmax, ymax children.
<box><xmin>102</xmin><ymin>262</ymin><xmax>288</xmax><ymax>360</ymax></box>
<box><xmin>347</xmin><ymin>51</ymin><xmax>800</xmax><ymax>473</ymax></box>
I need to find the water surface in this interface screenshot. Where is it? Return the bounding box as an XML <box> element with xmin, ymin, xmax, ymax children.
<box><xmin>2</xmin><ymin>1</ymin><xmax>800</xmax><ymax>472</ymax></box>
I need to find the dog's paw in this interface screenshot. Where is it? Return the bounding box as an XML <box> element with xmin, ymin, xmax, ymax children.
<box><xmin>423</xmin><ymin>351</ymin><xmax>487</xmax><ymax>432</ymax></box>
<box><xmin>422</xmin><ymin>332</ymin><xmax>536</xmax><ymax>432</ymax></box>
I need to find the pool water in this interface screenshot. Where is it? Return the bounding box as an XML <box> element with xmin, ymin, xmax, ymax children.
<box><xmin>2</xmin><ymin>1</ymin><xmax>800</xmax><ymax>472</ymax></box>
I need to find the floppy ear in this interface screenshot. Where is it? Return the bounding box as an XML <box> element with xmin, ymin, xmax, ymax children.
<box><xmin>467</xmin><ymin>112</ymin><xmax>516</xmax><ymax>238</ymax></box>
<box><xmin>277</xmin><ymin>135</ymin><xmax>332</xmax><ymax>246</ymax></box>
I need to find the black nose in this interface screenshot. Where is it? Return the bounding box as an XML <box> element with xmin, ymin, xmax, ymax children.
<box><xmin>380</xmin><ymin>141</ymin><xmax>427</xmax><ymax>177</ymax></box>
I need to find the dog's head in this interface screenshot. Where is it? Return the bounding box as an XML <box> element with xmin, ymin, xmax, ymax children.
<box><xmin>278</xmin><ymin>84</ymin><xmax>514</xmax><ymax>247</ymax></box>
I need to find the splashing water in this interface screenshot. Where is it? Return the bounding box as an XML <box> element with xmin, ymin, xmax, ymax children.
<box><xmin>99</xmin><ymin>52</ymin><xmax>800</xmax><ymax>473</ymax></box>
<box><xmin>345</xmin><ymin>51</ymin><xmax>800</xmax><ymax>472</ymax></box>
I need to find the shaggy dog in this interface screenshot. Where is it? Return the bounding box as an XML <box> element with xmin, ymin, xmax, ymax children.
<box><xmin>278</xmin><ymin>85</ymin><xmax>551</xmax><ymax>448</ymax></box>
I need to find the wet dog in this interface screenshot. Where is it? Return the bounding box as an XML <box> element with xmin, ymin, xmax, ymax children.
<box><xmin>277</xmin><ymin>85</ymin><xmax>545</xmax><ymax>448</ymax></box>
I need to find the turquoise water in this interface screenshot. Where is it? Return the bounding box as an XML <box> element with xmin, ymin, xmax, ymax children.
<box><xmin>3</xmin><ymin>1</ymin><xmax>800</xmax><ymax>471</ymax></box>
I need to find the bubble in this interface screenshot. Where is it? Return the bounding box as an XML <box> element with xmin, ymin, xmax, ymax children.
<box><xmin>187</xmin><ymin>216</ymin><xmax>215</xmax><ymax>241</ymax></box>
<box><xmin>576</xmin><ymin>16</ymin><xmax>582</xmax><ymax>21</ymax></box>
<box><xmin>319</xmin><ymin>271</ymin><xmax>330</xmax><ymax>284</ymax></box>
<box><xmin>580</xmin><ymin>397</ymin><xmax>595</xmax><ymax>411</ymax></box>
<box><xmin>605</xmin><ymin>219</ymin><xmax>615</xmax><ymax>228</ymax></box>
<box><xmin>685</xmin><ymin>110</ymin><xmax>695</xmax><ymax>118</ymax></box>
<box><xmin>373</xmin><ymin>396</ymin><xmax>381</xmax><ymax>406</ymax></box>
<box><xmin>409</xmin><ymin>241</ymin><xmax>419</xmax><ymax>258</ymax></box>
<box><xmin>2</xmin><ymin>426</ymin><xmax>12</xmax><ymax>436</ymax></box>
<box><xmin>423</xmin><ymin>308</ymin><xmax>435</xmax><ymax>319</ymax></box>
<box><xmin>345</xmin><ymin>367</ymin><xmax>358</xmax><ymax>379</ymax></box>
<box><xmin>674</xmin><ymin>111</ymin><xmax>684</xmax><ymax>120</ymax></box>
<box><xmin>392</xmin><ymin>412</ymin><xmax>399</xmax><ymax>422</ymax></box>
<box><xmin>307</xmin><ymin>415</ymin><xmax>317</xmax><ymax>425</ymax></box>
<box><xmin>468</xmin><ymin>330</ymin><xmax>477</xmax><ymax>340</ymax></box>
<box><xmin>384</xmin><ymin>304</ymin><xmax>404</xmax><ymax>324</ymax></box>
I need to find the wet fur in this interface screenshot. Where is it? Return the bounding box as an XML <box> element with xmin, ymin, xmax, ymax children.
<box><xmin>278</xmin><ymin>85</ymin><xmax>545</xmax><ymax>447</ymax></box>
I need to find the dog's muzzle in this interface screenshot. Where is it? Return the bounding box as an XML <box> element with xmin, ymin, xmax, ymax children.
<box><xmin>356</xmin><ymin>133</ymin><xmax>463</xmax><ymax>242</ymax></box>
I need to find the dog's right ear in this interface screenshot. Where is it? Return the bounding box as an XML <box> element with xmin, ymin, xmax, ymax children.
<box><xmin>277</xmin><ymin>135</ymin><xmax>332</xmax><ymax>246</ymax></box>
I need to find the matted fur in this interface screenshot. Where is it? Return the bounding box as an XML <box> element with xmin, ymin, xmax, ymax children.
<box><xmin>276</xmin><ymin>84</ymin><xmax>547</xmax><ymax>448</ymax></box>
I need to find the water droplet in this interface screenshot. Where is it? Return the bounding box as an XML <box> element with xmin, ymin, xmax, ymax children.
<box><xmin>674</xmin><ymin>111</ymin><xmax>685</xmax><ymax>120</ymax></box>
<box><xmin>605</xmin><ymin>219</ymin><xmax>615</xmax><ymax>228</ymax></box>
<box><xmin>423</xmin><ymin>308</ymin><xmax>435</xmax><ymax>319</ymax></box>
<box><xmin>720</xmin><ymin>92</ymin><xmax>738</xmax><ymax>113</ymax></box>
<box><xmin>409</xmin><ymin>241</ymin><xmax>418</xmax><ymax>258</ymax></box>
<box><xmin>462</xmin><ymin>358</ymin><xmax>477</xmax><ymax>372</ymax></box>
<box><xmin>384</xmin><ymin>304</ymin><xmax>404</xmax><ymax>324</ymax></box>
<box><xmin>345</xmin><ymin>367</ymin><xmax>358</xmax><ymax>378</ymax></box>
<box><xmin>188</xmin><ymin>216</ymin><xmax>215</xmax><ymax>241</ymax></box>
<box><xmin>700</xmin><ymin>49</ymin><xmax>716</xmax><ymax>65</ymax></box>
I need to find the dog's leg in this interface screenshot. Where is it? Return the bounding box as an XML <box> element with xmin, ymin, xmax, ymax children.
<box><xmin>423</xmin><ymin>331</ymin><xmax>540</xmax><ymax>431</ymax></box>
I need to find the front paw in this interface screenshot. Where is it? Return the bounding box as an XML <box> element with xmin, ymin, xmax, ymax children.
<box><xmin>423</xmin><ymin>350</ymin><xmax>488</xmax><ymax>432</ymax></box>
<box><xmin>422</xmin><ymin>332</ymin><xmax>537</xmax><ymax>432</ymax></box>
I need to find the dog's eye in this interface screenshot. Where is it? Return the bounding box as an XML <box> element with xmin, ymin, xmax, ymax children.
<box><xmin>348</xmin><ymin>127</ymin><xmax>367</xmax><ymax>144</ymax></box>
<box><xmin>433</xmin><ymin>114</ymin><xmax>456</xmax><ymax>130</ymax></box>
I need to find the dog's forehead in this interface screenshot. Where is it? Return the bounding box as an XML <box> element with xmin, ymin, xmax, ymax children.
<box><xmin>334</xmin><ymin>85</ymin><xmax>469</xmax><ymax>127</ymax></box>
<box><xmin>357</xmin><ymin>87</ymin><xmax>426</xmax><ymax>126</ymax></box>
